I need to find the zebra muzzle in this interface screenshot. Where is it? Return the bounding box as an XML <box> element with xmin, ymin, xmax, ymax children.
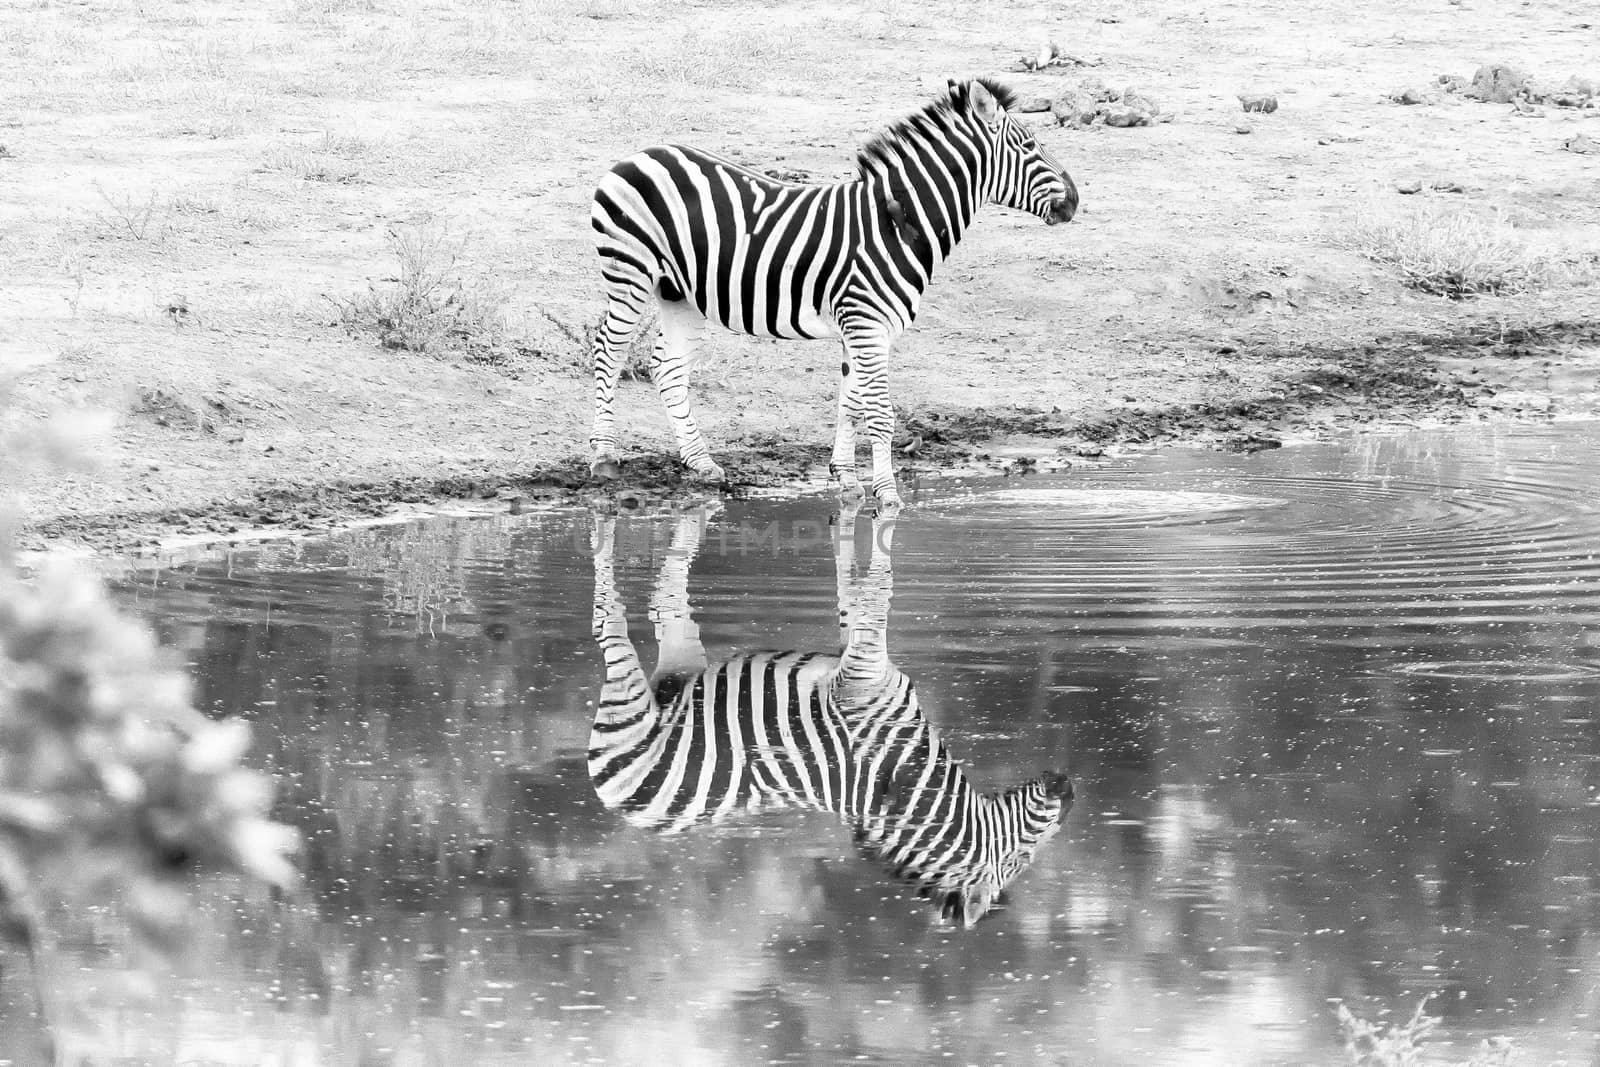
<box><xmin>1045</xmin><ymin>195</ymin><xmax>1077</xmax><ymax>225</ymax></box>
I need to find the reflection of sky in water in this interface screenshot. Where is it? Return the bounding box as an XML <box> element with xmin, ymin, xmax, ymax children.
<box><xmin>45</xmin><ymin>423</ymin><xmax>1600</xmax><ymax>1065</ymax></box>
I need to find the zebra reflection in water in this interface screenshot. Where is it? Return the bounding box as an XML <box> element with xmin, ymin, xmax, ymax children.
<box><xmin>589</xmin><ymin>504</ymin><xmax>1073</xmax><ymax>928</ymax></box>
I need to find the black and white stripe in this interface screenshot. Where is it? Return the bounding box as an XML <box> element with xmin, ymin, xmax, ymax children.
<box><xmin>586</xmin><ymin>78</ymin><xmax>1079</xmax><ymax>509</ymax></box>
<box><xmin>588</xmin><ymin>505</ymin><xmax>1073</xmax><ymax>928</ymax></box>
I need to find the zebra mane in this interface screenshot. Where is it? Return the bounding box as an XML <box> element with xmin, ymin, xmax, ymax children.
<box><xmin>855</xmin><ymin>77</ymin><xmax>1018</xmax><ymax>176</ymax></box>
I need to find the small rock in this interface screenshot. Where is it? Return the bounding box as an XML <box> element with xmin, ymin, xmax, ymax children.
<box><xmin>1564</xmin><ymin>133</ymin><xmax>1600</xmax><ymax>154</ymax></box>
<box><xmin>1387</xmin><ymin>87</ymin><xmax>1431</xmax><ymax>105</ymax></box>
<box><xmin>1050</xmin><ymin>88</ymin><xmax>1097</xmax><ymax>127</ymax></box>
<box><xmin>1436</xmin><ymin>73</ymin><xmax>1470</xmax><ymax>93</ymax></box>
<box><xmin>1464</xmin><ymin>62</ymin><xmax>1525</xmax><ymax>103</ymax></box>
<box><xmin>1238</xmin><ymin>93</ymin><xmax>1278</xmax><ymax>113</ymax></box>
<box><xmin>1079</xmin><ymin>77</ymin><xmax>1114</xmax><ymax>103</ymax></box>
<box><xmin>1396</xmin><ymin>179</ymin><xmax>1423</xmax><ymax>194</ymax></box>
<box><xmin>1430</xmin><ymin>178</ymin><xmax>1466</xmax><ymax>193</ymax></box>
<box><xmin>1479</xmin><ymin>389</ymin><xmax>1552</xmax><ymax>412</ymax></box>
<box><xmin>1227</xmin><ymin>434</ymin><xmax>1282</xmax><ymax>453</ymax></box>
<box><xmin>1547</xmin><ymin>89</ymin><xmax>1595</xmax><ymax>108</ymax></box>
<box><xmin>1013</xmin><ymin>95</ymin><xmax>1052</xmax><ymax>113</ymax></box>
<box><xmin>1121</xmin><ymin>87</ymin><xmax>1161</xmax><ymax>114</ymax></box>
<box><xmin>1020</xmin><ymin>40</ymin><xmax>1059</xmax><ymax>71</ymax></box>
<box><xmin>1234</xmin><ymin>122</ymin><xmax>1253</xmax><ymax>134</ymax></box>
<box><xmin>1554</xmin><ymin>74</ymin><xmax>1596</xmax><ymax>105</ymax></box>
<box><xmin>1510</xmin><ymin>99</ymin><xmax>1546</xmax><ymax>117</ymax></box>
<box><xmin>1100</xmin><ymin>105</ymin><xmax>1152</xmax><ymax>128</ymax></box>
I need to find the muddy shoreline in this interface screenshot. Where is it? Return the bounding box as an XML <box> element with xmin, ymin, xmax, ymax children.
<box><xmin>23</xmin><ymin>320</ymin><xmax>1598</xmax><ymax>556</ymax></box>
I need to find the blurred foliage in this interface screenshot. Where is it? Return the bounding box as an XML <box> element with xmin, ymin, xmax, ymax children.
<box><xmin>0</xmin><ymin>388</ymin><xmax>298</xmax><ymax>1046</ymax></box>
<box><xmin>0</xmin><ymin>564</ymin><xmax>298</xmax><ymax>944</ymax></box>
<box><xmin>1338</xmin><ymin>997</ymin><xmax>1515</xmax><ymax>1067</ymax></box>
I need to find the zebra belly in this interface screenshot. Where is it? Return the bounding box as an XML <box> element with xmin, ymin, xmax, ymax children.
<box><xmin>661</xmin><ymin>281</ymin><xmax>838</xmax><ymax>342</ymax></box>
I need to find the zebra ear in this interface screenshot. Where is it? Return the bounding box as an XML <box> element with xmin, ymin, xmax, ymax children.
<box><xmin>969</xmin><ymin>80</ymin><xmax>1001</xmax><ymax>128</ymax></box>
<box><xmin>1040</xmin><ymin>770</ymin><xmax>1075</xmax><ymax>803</ymax></box>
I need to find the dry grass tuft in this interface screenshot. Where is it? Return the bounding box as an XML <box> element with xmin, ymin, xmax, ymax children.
<box><xmin>330</xmin><ymin>223</ymin><xmax>514</xmax><ymax>365</ymax></box>
<box><xmin>259</xmin><ymin>132</ymin><xmax>375</xmax><ymax>183</ymax></box>
<box><xmin>1346</xmin><ymin>201</ymin><xmax>1575</xmax><ymax>298</ymax></box>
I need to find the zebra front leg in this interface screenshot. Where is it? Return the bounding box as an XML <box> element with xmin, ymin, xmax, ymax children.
<box><xmin>829</xmin><ymin>355</ymin><xmax>864</xmax><ymax>502</ymax></box>
<box><xmin>852</xmin><ymin>511</ymin><xmax>896</xmax><ymax>658</ymax></box>
<box><xmin>831</xmin><ymin>495</ymin><xmax>862</xmax><ymax>649</ymax></box>
<box><xmin>840</xmin><ymin>326</ymin><xmax>903</xmax><ymax>511</ymax></box>
<box><xmin>589</xmin><ymin>287</ymin><xmax>654</xmax><ymax>481</ymax></box>
<box><xmin>865</xmin><ymin>395</ymin><xmax>903</xmax><ymax>513</ymax></box>
<box><xmin>833</xmin><ymin>508</ymin><xmax>899</xmax><ymax>697</ymax></box>
<box><xmin>654</xmin><ymin>299</ymin><xmax>725</xmax><ymax>484</ymax></box>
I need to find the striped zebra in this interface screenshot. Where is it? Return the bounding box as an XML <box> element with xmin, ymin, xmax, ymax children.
<box><xmin>587</xmin><ymin>77</ymin><xmax>1079</xmax><ymax>510</ymax></box>
<box><xmin>588</xmin><ymin>503</ymin><xmax>1073</xmax><ymax>928</ymax></box>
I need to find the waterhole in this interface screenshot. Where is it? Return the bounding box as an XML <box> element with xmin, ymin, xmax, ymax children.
<box><xmin>85</xmin><ymin>422</ymin><xmax>1600</xmax><ymax>1066</ymax></box>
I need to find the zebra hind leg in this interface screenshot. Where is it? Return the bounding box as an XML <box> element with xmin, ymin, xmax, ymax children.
<box><xmin>589</xmin><ymin>279</ymin><xmax>655</xmax><ymax>482</ymax></box>
<box><xmin>590</xmin><ymin>512</ymin><xmax>626</xmax><ymax>641</ymax></box>
<box><xmin>648</xmin><ymin>505</ymin><xmax>714</xmax><ymax>681</ymax></box>
<box><xmin>652</xmin><ymin>298</ymin><xmax>725</xmax><ymax>484</ymax></box>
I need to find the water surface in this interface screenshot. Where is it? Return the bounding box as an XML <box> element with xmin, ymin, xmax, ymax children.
<box><xmin>55</xmin><ymin>424</ymin><xmax>1600</xmax><ymax>1064</ymax></box>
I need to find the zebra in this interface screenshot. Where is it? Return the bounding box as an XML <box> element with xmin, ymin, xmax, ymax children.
<box><xmin>586</xmin><ymin>77</ymin><xmax>1079</xmax><ymax>510</ymax></box>
<box><xmin>588</xmin><ymin>503</ymin><xmax>1073</xmax><ymax>928</ymax></box>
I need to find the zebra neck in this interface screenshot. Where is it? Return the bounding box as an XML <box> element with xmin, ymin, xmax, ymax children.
<box><xmin>866</xmin><ymin>152</ymin><xmax>975</xmax><ymax>270</ymax></box>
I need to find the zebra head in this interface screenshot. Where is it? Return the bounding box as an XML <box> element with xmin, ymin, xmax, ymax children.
<box><xmin>925</xmin><ymin>769</ymin><xmax>1075</xmax><ymax>929</ymax></box>
<box><xmin>953</xmin><ymin>78</ymin><xmax>1079</xmax><ymax>227</ymax></box>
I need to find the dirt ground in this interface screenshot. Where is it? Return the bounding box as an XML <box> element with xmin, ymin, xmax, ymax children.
<box><xmin>3</xmin><ymin>0</ymin><xmax>1598</xmax><ymax>553</ymax></box>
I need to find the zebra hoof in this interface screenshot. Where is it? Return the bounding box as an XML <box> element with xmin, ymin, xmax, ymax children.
<box><xmin>687</xmin><ymin>463</ymin><xmax>727</xmax><ymax>485</ymax></box>
<box><xmin>591</xmin><ymin>458</ymin><xmax>621</xmax><ymax>482</ymax></box>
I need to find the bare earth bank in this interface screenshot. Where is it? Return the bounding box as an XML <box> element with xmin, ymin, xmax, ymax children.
<box><xmin>4</xmin><ymin>0</ymin><xmax>1599</xmax><ymax>553</ymax></box>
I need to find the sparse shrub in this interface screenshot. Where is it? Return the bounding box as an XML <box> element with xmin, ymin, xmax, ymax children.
<box><xmin>1346</xmin><ymin>201</ymin><xmax>1573</xmax><ymax>298</ymax></box>
<box><xmin>532</xmin><ymin>305</ymin><xmax>659</xmax><ymax>381</ymax></box>
<box><xmin>1338</xmin><ymin>997</ymin><xmax>1515</xmax><ymax>1067</ymax></box>
<box><xmin>92</xmin><ymin>181</ymin><xmax>164</xmax><ymax>241</ymax></box>
<box><xmin>330</xmin><ymin>222</ymin><xmax>514</xmax><ymax>363</ymax></box>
